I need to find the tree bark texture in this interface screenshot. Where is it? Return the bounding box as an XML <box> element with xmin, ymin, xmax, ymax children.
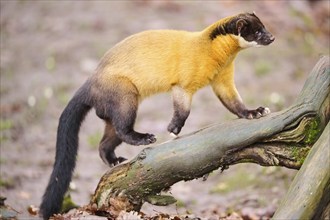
<box><xmin>90</xmin><ymin>56</ymin><xmax>330</xmax><ymax>214</ymax></box>
<box><xmin>273</xmin><ymin>122</ymin><xmax>329</xmax><ymax>220</ymax></box>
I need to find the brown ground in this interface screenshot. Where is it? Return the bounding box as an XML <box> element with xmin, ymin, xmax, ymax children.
<box><xmin>1</xmin><ymin>0</ymin><xmax>329</xmax><ymax>219</ymax></box>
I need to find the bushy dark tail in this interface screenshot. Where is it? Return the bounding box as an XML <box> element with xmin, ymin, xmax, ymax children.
<box><xmin>40</xmin><ymin>89</ymin><xmax>91</xmax><ymax>220</ymax></box>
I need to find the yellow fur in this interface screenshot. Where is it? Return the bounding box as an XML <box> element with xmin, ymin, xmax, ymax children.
<box><xmin>96</xmin><ymin>16</ymin><xmax>243</xmax><ymax>100</ymax></box>
<box><xmin>211</xmin><ymin>62</ymin><xmax>243</xmax><ymax>104</ymax></box>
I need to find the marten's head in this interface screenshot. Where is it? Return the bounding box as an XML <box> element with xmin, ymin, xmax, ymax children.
<box><xmin>210</xmin><ymin>12</ymin><xmax>275</xmax><ymax>48</ymax></box>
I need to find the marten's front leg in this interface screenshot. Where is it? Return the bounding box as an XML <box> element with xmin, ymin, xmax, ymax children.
<box><xmin>167</xmin><ymin>86</ymin><xmax>192</xmax><ymax>136</ymax></box>
<box><xmin>211</xmin><ymin>63</ymin><xmax>270</xmax><ymax>119</ymax></box>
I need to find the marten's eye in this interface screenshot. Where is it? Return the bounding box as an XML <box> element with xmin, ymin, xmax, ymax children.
<box><xmin>255</xmin><ymin>31</ymin><xmax>262</xmax><ymax>38</ymax></box>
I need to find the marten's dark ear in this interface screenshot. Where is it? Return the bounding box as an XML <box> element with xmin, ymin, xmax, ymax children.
<box><xmin>236</xmin><ymin>19</ymin><xmax>247</xmax><ymax>35</ymax></box>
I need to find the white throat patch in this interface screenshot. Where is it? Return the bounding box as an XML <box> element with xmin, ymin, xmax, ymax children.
<box><xmin>233</xmin><ymin>35</ymin><xmax>259</xmax><ymax>48</ymax></box>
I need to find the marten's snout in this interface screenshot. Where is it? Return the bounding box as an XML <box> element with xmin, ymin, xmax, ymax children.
<box><xmin>265</xmin><ymin>35</ymin><xmax>275</xmax><ymax>45</ymax></box>
<box><xmin>260</xmin><ymin>32</ymin><xmax>275</xmax><ymax>45</ymax></box>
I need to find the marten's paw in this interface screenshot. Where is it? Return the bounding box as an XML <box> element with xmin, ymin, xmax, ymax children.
<box><xmin>121</xmin><ymin>132</ymin><xmax>157</xmax><ymax>146</ymax></box>
<box><xmin>167</xmin><ymin>122</ymin><xmax>183</xmax><ymax>136</ymax></box>
<box><xmin>108</xmin><ymin>156</ymin><xmax>127</xmax><ymax>167</ymax></box>
<box><xmin>101</xmin><ymin>150</ymin><xmax>127</xmax><ymax>167</ymax></box>
<box><xmin>242</xmin><ymin>107</ymin><xmax>270</xmax><ymax>119</ymax></box>
<box><xmin>141</xmin><ymin>133</ymin><xmax>157</xmax><ymax>144</ymax></box>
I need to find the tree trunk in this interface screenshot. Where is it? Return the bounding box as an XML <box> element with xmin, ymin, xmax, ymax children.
<box><xmin>273</xmin><ymin>122</ymin><xmax>329</xmax><ymax>219</ymax></box>
<box><xmin>90</xmin><ymin>56</ymin><xmax>330</xmax><ymax>216</ymax></box>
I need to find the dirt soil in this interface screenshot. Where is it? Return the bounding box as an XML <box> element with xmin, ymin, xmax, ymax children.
<box><xmin>1</xmin><ymin>1</ymin><xmax>329</xmax><ymax>219</ymax></box>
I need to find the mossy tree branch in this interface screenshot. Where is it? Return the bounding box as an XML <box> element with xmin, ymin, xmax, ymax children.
<box><xmin>89</xmin><ymin>56</ymin><xmax>329</xmax><ymax>216</ymax></box>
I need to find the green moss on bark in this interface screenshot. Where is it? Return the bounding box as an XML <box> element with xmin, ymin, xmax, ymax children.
<box><xmin>303</xmin><ymin>116</ymin><xmax>321</xmax><ymax>145</ymax></box>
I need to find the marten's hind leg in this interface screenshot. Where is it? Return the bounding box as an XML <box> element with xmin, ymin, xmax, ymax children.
<box><xmin>95</xmin><ymin>76</ymin><xmax>156</xmax><ymax>146</ymax></box>
<box><xmin>99</xmin><ymin>120</ymin><xmax>125</xmax><ymax>166</ymax></box>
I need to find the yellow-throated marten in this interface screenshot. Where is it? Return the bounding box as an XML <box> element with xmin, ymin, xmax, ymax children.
<box><xmin>41</xmin><ymin>12</ymin><xmax>274</xmax><ymax>219</ymax></box>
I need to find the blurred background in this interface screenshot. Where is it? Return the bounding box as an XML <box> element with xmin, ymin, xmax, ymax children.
<box><xmin>1</xmin><ymin>0</ymin><xmax>329</xmax><ymax>219</ymax></box>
